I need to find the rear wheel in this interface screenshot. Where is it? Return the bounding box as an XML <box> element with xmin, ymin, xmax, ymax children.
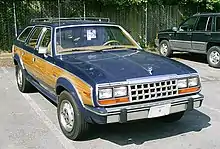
<box><xmin>57</xmin><ymin>91</ymin><xmax>90</xmax><ymax>140</ymax></box>
<box><xmin>159</xmin><ymin>112</ymin><xmax>184</xmax><ymax>123</ymax></box>
<box><xmin>159</xmin><ymin>40</ymin><xmax>172</xmax><ymax>57</ymax></box>
<box><xmin>207</xmin><ymin>46</ymin><xmax>220</xmax><ymax>68</ymax></box>
<box><xmin>15</xmin><ymin>65</ymin><xmax>34</xmax><ymax>93</ymax></box>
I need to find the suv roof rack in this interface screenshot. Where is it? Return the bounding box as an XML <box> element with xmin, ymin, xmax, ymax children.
<box><xmin>30</xmin><ymin>17</ymin><xmax>110</xmax><ymax>23</ymax></box>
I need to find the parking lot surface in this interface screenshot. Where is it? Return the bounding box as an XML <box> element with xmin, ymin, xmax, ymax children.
<box><xmin>0</xmin><ymin>53</ymin><xmax>220</xmax><ymax>149</ymax></box>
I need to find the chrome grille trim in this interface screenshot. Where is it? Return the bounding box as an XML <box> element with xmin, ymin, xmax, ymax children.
<box><xmin>129</xmin><ymin>79</ymin><xmax>178</xmax><ymax>101</ymax></box>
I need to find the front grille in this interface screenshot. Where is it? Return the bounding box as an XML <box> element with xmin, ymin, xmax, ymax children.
<box><xmin>129</xmin><ymin>80</ymin><xmax>178</xmax><ymax>101</ymax></box>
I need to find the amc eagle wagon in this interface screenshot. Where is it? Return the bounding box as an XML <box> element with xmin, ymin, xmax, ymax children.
<box><xmin>13</xmin><ymin>17</ymin><xmax>204</xmax><ymax>140</ymax></box>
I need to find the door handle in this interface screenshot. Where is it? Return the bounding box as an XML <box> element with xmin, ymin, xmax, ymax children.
<box><xmin>205</xmin><ymin>32</ymin><xmax>211</xmax><ymax>36</ymax></box>
<box><xmin>32</xmin><ymin>57</ymin><xmax>36</xmax><ymax>62</ymax></box>
<box><xmin>21</xmin><ymin>51</ymin><xmax>25</xmax><ymax>56</ymax></box>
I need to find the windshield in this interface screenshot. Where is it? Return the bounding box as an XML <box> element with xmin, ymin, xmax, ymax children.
<box><xmin>55</xmin><ymin>25</ymin><xmax>139</xmax><ymax>54</ymax></box>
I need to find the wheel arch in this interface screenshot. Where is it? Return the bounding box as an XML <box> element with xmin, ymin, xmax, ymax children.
<box><xmin>159</xmin><ymin>38</ymin><xmax>169</xmax><ymax>43</ymax></box>
<box><xmin>13</xmin><ymin>53</ymin><xmax>25</xmax><ymax>69</ymax></box>
<box><xmin>56</xmin><ymin>77</ymin><xmax>84</xmax><ymax>110</ymax></box>
<box><xmin>206</xmin><ymin>42</ymin><xmax>220</xmax><ymax>52</ymax></box>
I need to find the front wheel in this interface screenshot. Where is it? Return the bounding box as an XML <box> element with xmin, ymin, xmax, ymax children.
<box><xmin>15</xmin><ymin>65</ymin><xmax>34</xmax><ymax>93</ymax></box>
<box><xmin>207</xmin><ymin>46</ymin><xmax>220</xmax><ymax>68</ymax></box>
<box><xmin>57</xmin><ymin>91</ymin><xmax>90</xmax><ymax>140</ymax></box>
<box><xmin>159</xmin><ymin>112</ymin><xmax>184</xmax><ymax>123</ymax></box>
<box><xmin>159</xmin><ymin>40</ymin><xmax>172</xmax><ymax>57</ymax></box>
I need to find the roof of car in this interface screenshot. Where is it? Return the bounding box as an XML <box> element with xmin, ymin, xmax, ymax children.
<box><xmin>30</xmin><ymin>18</ymin><xmax>115</xmax><ymax>28</ymax></box>
<box><xmin>193</xmin><ymin>13</ymin><xmax>220</xmax><ymax>17</ymax></box>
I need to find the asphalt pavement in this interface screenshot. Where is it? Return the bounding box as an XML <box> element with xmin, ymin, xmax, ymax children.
<box><xmin>0</xmin><ymin>53</ymin><xmax>220</xmax><ymax>149</ymax></box>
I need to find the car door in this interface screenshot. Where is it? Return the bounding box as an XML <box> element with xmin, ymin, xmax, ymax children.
<box><xmin>32</xmin><ymin>27</ymin><xmax>57</xmax><ymax>93</ymax></box>
<box><xmin>25</xmin><ymin>26</ymin><xmax>44</xmax><ymax>80</ymax></box>
<box><xmin>191</xmin><ymin>16</ymin><xmax>213</xmax><ymax>53</ymax></box>
<box><xmin>171</xmin><ymin>17</ymin><xmax>198</xmax><ymax>51</ymax></box>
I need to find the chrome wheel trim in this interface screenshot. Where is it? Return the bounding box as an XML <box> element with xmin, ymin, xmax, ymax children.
<box><xmin>160</xmin><ymin>43</ymin><xmax>168</xmax><ymax>56</ymax></box>
<box><xmin>210</xmin><ymin>51</ymin><xmax>220</xmax><ymax>65</ymax></box>
<box><xmin>60</xmin><ymin>100</ymin><xmax>75</xmax><ymax>132</ymax></box>
<box><xmin>17</xmin><ymin>69</ymin><xmax>23</xmax><ymax>87</ymax></box>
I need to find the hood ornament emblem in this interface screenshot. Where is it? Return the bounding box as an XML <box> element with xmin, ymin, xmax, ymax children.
<box><xmin>147</xmin><ymin>67</ymin><xmax>153</xmax><ymax>75</ymax></box>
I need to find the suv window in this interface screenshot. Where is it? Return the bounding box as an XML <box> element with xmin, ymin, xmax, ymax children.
<box><xmin>18</xmin><ymin>27</ymin><xmax>33</xmax><ymax>42</ymax></box>
<box><xmin>206</xmin><ymin>17</ymin><xmax>213</xmax><ymax>31</ymax></box>
<box><xmin>39</xmin><ymin>28</ymin><xmax>52</xmax><ymax>55</ymax></box>
<box><xmin>216</xmin><ymin>17</ymin><xmax>220</xmax><ymax>32</ymax></box>
<box><xmin>195</xmin><ymin>17</ymin><xmax>209</xmax><ymax>31</ymax></box>
<box><xmin>179</xmin><ymin>17</ymin><xmax>197</xmax><ymax>32</ymax></box>
<box><xmin>27</xmin><ymin>27</ymin><xmax>43</xmax><ymax>48</ymax></box>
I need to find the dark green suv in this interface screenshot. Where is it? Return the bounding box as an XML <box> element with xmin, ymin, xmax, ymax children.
<box><xmin>155</xmin><ymin>13</ymin><xmax>220</xmax><ymax>68</ymax></box>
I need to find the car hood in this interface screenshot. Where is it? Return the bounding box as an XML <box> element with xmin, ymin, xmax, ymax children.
<box><xmin>60</xmin><ymin>50</ymin><xmax>196</xmax><ymax>84</ymax></box>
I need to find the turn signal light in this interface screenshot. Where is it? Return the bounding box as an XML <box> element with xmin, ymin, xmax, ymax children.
<box><xmin>178</xmin><ymin>87</ymin><xmax>200</xmax><ymax>94</ymax></box>
<box><xmin>98</xmin><ymin>97</ymin><xmax>129</xmax><ymax>105</ymax></box>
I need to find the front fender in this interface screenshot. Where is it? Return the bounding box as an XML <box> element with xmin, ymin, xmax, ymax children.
<box><xmin>14</xmin><ymin>53</ymin><xmax>25</xmax><ymax>69</ymax></box>
<box><xmin>56</xmin><ymin>77</ymin><xmax>84</xmax><ymax>110</ymax></box>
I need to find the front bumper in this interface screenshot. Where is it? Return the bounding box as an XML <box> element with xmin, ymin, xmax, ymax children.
<box><xmin>85</xmin><ymin>93</ymin><xmax>204</xmax><ymax>124</ymax></box>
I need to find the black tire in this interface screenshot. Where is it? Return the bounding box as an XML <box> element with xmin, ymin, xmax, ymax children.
<box><xmin>207</xmin><ymin>46</ymin><xmax>220</xmax><ymax>68</ymax></box>
<box><xmin>159</xmin><ymin>112</ymin><xmax>184</xmax><ymax>123</ymax></box>
<box><xmin>159</xmin><ymin>40</ymin><xmax>172</xmax><ymax>57</ymax></box>
<box><xmin>57</xmin><ymin>91</ymin><xmax>90</xmax><ymax>140</ymax></box>
<box><xmin>15</xmin><ymin>65</ymin><xmax>34</xmax><ymax>93</ymax></box>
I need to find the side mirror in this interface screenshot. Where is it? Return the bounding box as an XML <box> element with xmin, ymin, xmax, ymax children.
<box><xmin>172</xmin><ymin>27</ymin><xmax>178</xmax><ymax>32</ymax></box>
<box><xmin>38</xmin><ymin>47</ymin><xmax>47</xmax><ymax>54</ymax></box>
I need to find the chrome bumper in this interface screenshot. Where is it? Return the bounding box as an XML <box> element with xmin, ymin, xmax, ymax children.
<box><xmin>85</xmin><ymin>93</ymin><xmax>203</xmax><ymax>124</ymax></box>
<box><xmin>105</xmin><ymin>93</ymin><xmax>203</xmax><ymax>123</ymax></box>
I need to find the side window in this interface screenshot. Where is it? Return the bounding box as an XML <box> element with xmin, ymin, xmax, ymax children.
<box><xmin>216</xmin><ymin>17</ymin><xmax>220</xmax><ymax>32</ymax></box>
<box><xmin>18</xmin><ymin>27</ymin><xmax>33</xmax><ymax>42</ymax></box>
<box><xmin>39</xmin><ymin>29</ymin><xmax>52</xmax><ymax>55</ymax></box>
<box><xmin>206</xmin><ymin>17</ymin><xmax>213</xmax><ymax>31</ymax></box>
<box><xmin>195</xmin><ymin>17</ymin><xmax>209</xmax><ymax>31</ymax></box>
<box><xmin>27</xmin><ymin>27</ymin><xmax>43</xmax><ymax>48</ymax></box>
<box><xmin>179</xmin><ymin>17</ymin><xmax>197</xmax><ymax>32</ymax></box>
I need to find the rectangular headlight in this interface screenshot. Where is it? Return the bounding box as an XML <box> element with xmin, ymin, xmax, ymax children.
<box><xmin>188</xmin><ymin>77</ymin><xmax>199</xmax><ymax>87</ymax></box>
<box><xmin>177</xmin><ymin>79</ymin><xmax>187</xmax><ymax>89</ymax></box>
<box><xmin>98</xmin><ymin>88</ymin><xmax>112</xmax><ymax>99</ymax></box>
<box><xmin>114</xmin><ymin>86</ymin><xmax>128</xmax><ymax>97</ymax></box>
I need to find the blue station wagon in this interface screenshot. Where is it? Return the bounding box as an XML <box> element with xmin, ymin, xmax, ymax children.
<box><xmin>13</xmin><ymin>18</ymin><xmax>204</xmax><ymax>140</ymax></box>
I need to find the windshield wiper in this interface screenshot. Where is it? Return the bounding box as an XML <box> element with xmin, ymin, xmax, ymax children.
<box><xmin>98</xmin><ymin>46</ymin><xmax>132</xmax><ymax>51</ymax></box>
<box><xmin>59</xmin><ymin>48</ymin><xmax>94</xmax><ymax>53</ymax></box>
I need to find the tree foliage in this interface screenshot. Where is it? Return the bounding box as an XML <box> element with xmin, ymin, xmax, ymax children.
<box><xmin>1</xmin><ymin>0</ymin><xmax>220</xmax><ymax>51</ymax></box>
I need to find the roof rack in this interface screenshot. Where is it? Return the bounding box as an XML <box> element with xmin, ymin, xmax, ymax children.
<box><xmin>30</xmin><ymin>17</ymin><xmax>110</xmax><ymax>23</ymax></box>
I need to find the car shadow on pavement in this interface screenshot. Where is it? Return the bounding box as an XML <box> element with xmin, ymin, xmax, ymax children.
<box><xmin>89</xmin><ymin>110</ymin><xmax>210</xmax><ymax>146</ymax></box>
<box><xmin>173</xmin><ymin>53</ymin><xmax>207</xmax><ymax>64</ymax></box>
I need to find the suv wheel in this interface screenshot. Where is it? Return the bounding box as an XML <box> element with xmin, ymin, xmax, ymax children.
<box><xmin>15</xmin><ymin>65</ymin><xmax>34</xmax><ymax>93</ymax></box>
<box><xmin>57</xmin><ymin>91</ymin><xmax>90</xmax><ymax>140</ymax></box>
<box><xmin>159</xmin><ymin>40</ymin><xmax>172</xmax><ymax>57</ymax></box>
<box><xmin>207</xmin><ymin>46</ymin><xmax>220</xmax><ymax>68</ymax></box>
<box><xmin>158</xmin><ymin>112</ymin><xmax>184</xmax><ymax>123</ymax></box>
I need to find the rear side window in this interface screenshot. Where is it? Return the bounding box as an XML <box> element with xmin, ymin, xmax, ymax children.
<box><xmin>195</xmin><ymin>17</ymin><xmax>208</xmax><ymax>31</ymax></box>
<box><xmin>216</xmin><ymin>17</ymin><xmax>220</xmax><ymax>32</ymax></box>
<box><xmin>27</xmin><ymin>27</ymin><xmax>43</xmax><ymax>48</ymax></box>
<box><xmin>18</xmin><ymin>27</ymin><xmax>33</xmax><ymax>42</ymax></box>
<box><xmin>39</xmin><ymin>29</ymin><xmax>52</xmax><ymax>55</ymax></box>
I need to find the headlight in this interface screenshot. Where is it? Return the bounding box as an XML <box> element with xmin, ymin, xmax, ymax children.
<box><xmin>188</xmin><ymin>77</ymin><xmax>199</xmax><ymax>87</ymax></box>
<box><xmin>114</xmin><ymin>86</ymin><xmax>128</xmax><ymax>97</ymax></box>
<box><xmin>98</xmin><ymin>88</ymin><xmax>112</xmax><ymax>99</ymax></box>
<box><xmin>177</xmin><ymin>79</ymin><xmax>187</xmax><ymax>88</ymax></box>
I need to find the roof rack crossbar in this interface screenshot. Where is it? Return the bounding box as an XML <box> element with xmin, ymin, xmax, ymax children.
<box><xmin>30</xmin><ymin>17</ymin><xmax>110</xmax><ymax>23</ymax></box>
